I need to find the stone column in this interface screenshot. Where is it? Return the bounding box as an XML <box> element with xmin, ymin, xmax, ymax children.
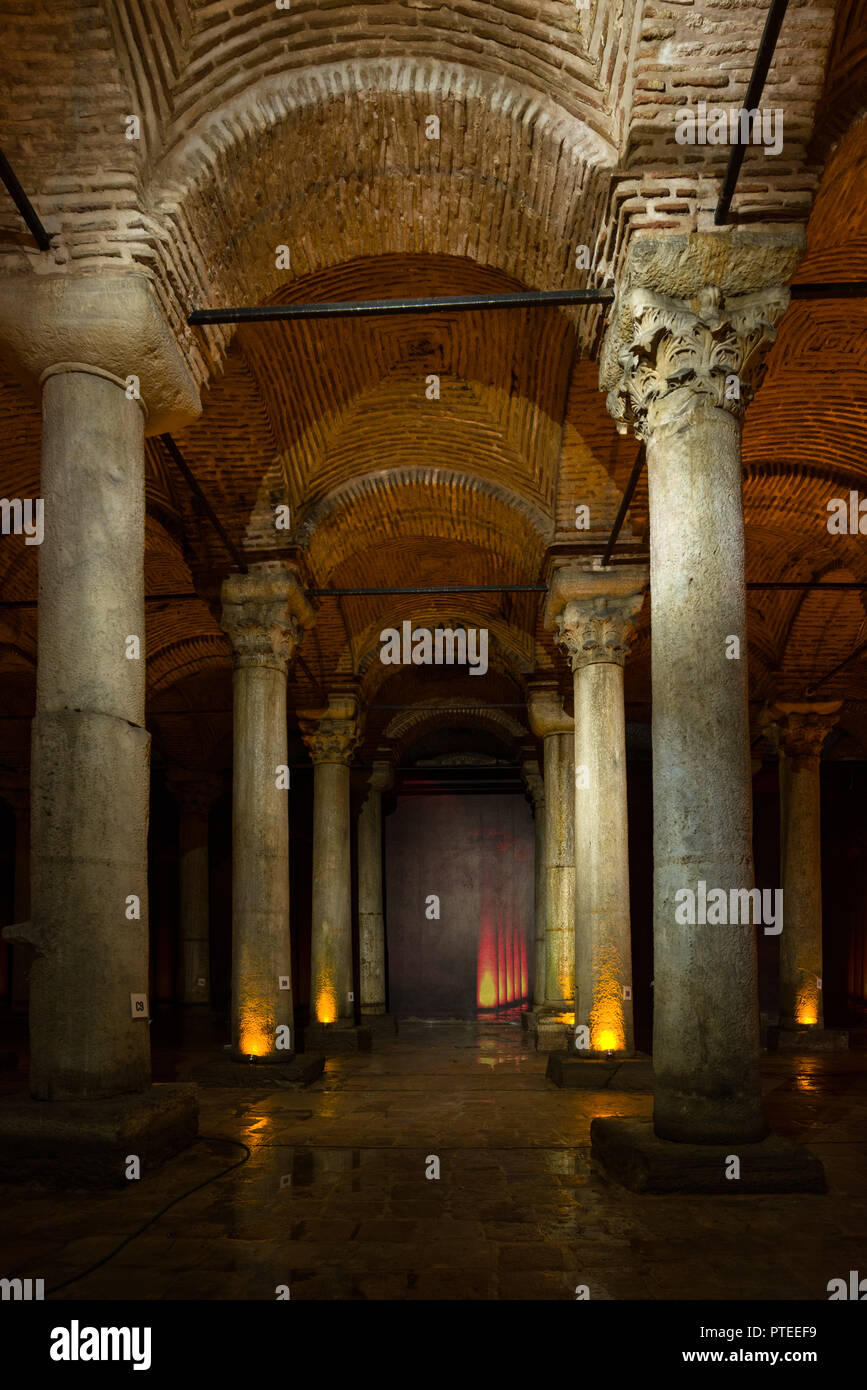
<box><xmin>358</xmin><ymin>760</ymin><xmax>393</xmax><ymax>1017</ymax></box>
<box><xmin>548</xmin><ymin>563</ymin><xmax>647</xmax><ymax>1058</ymax></box>
<box><xmin>527</xmin><ymin>687</ymin><xmax>575</xmax><ymax>1040</ymax></box>
<box><xmin>769</xmin><ymin>701</ymin><xmax>841</xmax><ymax>1032</ymax></box>
<box><xmin>0</xmin><ymin>777</ymin><xmax>32</xmax><ymax>1010</ymax></box>
<box><xmin>221</xmin><ymin>563</ymin><xmax>314</xmax><ymax>1061</ymax></box>
<box><xmin>521</xmin><ymin>756</ymin><xmax>546</xmax><ymax>1015</ymax></box>
<box><xmin>20</xmin><ymin>367</ymin><xmax>152</xmax><ymax>1099</ymax></box>
<box><xmin>600</xmin><ymin>232</ymin><xmax>801</xmax><ymax>1144</ymax></box>
<box><xmin>0</xmin><ymin>275</ymin><xmax>200</xmax><ymax>1179</ymax></box>
<box><xmin>300</xmin><ymin>695</ymin><xmax>364</xmax><ymax>1026</ymax></box>
<box><xmin>166</xmin><ymin>770</ymin><xmax>223</xmax><ymax>1006</ymax></box>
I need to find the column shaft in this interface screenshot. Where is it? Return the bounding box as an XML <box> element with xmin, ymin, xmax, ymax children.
<box><xmin>231</xmin><ymin>660</ymin><xmax>292</xmax><ymax>1057</ymax></box>
<box><xmin>779</xmin><ymin>753</ymin><xmax>823</xmax><ymax>1027</ymax></box>
<box><xmin>311</xmin><ymin>762</ymin><xmax>353</xmax><ymax>1022</ymax></box>
<box><xmin>574</xmin><ymin>660</ymin><xmax>634</xmax><ymax>1053</ymax></box>
<box><xmin>178</xmin><ymin>810</ymin><xmax>211</xmax><ymax>1006</ymax></box>
<box><xmin>543</xmin><ymin>732</ymin><xmax>575</xmax><ymax>1011</ymax></box>
<box><xmin>222</xmin><ymin>563</ymin><xmax>313</xmax><ymax>1063</ymax></box>
<box><xmin>358</xmin><ymin>764</ymin><xmax>391</xmax><ymax>1016</ymax></box>
<box><xmin>648</xmin><ymin>403</ymin><xmax>761</xmax><ymax>1140</ymax></box>
<box><xmin>29</xmin><ymin>370</ymin><xmax>150</xmax><ymax>1100</ymax></box>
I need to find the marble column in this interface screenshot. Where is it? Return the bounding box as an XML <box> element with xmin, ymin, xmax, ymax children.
<box><xmin>358</xmin><ymin>760</ymin><xmax>393</xmax><ymax>1017</ymax></box>
<box><xmin>166</xmin><ymin>770</ymin><xmax>223</xmax><ymax>1006</ymax></box>
<box><xmin>601</xmin><ymin>231</ymin><xmax>801</xmax><ymax>1143</ymax></box>
<box><xmin>300</xmin><ymin>695</ymin><xmax>364</xmax><ymax>1025</ymax></box>
<box><xmin>0</xmin><ymin>778</ymin><xmax>32</xmax><ymax>1010</ymax></box>
<box><xmin>0</xmin><ymin>275</ymin><xmax>200</xmax><ymax>1183</ymax></box>
<box><xmin>527</xmin><ymin>688</ymin><xmax>575</xmax><ymax>1019</ymax></box>
<box><xmin>548</xmin><ymin>564</ymin><xmax>647</xmax><ymax>1057</ymax></box>
<box><xmin>769</xmin><ymin>701</ymin><xmax>841</xmax><ymax>1031</ymax></box>
<box><xmin>221</xmin><ymin>563</ymin><xmax>314</xmax><ymax>1061</ymax></box>
<box><xmin>521</xmin><ymin>756</ymin><xmax>546</xmax><ymax>1012</ymax></box>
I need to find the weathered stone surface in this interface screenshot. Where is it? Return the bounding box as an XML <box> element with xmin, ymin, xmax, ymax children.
<box><xmin>546</xmin><ymin>1053</ymin><xmax>653</xmax><ymax>1091</ymax></box>
<box><xmin>299</xmin><ymin>1023</ymin><xmax>373</xmax><ymax>1055</ymax></box>
<box><xmin>0</xmin><ymin>1085</ymin><xmax>198</xmax><ymax>1187</ymax></box>
<box><xmin>767</xmin><ymin>1027</ymin><xmax>850</xmax><ymax>1054</ymax></box>
<box><xmin>190</xmin><ymin>1056</ymin><xmax>324</xmax><ymax>1089</ymax></box>
<box><xmin>591</xmin><ymin>1117</ymin><xmax>826</xmax><ymax>1195</ymax></box>
<box><xmin>300</xmin><ymin>695</ymin><xmax>364</xmax><ymax>1027</ymax></box>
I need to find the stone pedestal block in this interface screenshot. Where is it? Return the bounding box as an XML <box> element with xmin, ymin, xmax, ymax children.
<box><xmin>190</xmin><ymin>1056</ymin><xmax>324</xmax><ymax>1089</ymax></box>
<box><xmin>590</xmin><ymin>1117</ymin><xmax>826</xmax><ymax>1194</ymax></box>
<box><xmin>767</xmin><ymin>1026</ymin><xmax>850</xmax><ymax>1053</ymax></box>
<box><xmin>299</xmin><ymin>1022</ymin><xmax>372</xmax><ymax>1054</ymax></box>
<box><xmin>0</xmin><ymin>1084</ymin><xmax>199</xmax><ymax>1187</ymax></box>
<box><xmin>546</xmin><ymin>1053</ymin><xmax>652</xmax><ymax>1090</ymax></box>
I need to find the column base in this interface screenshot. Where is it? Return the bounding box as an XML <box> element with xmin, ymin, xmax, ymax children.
<box><xmin>590</xmin><ymin>1117</ymin><xmax>826</xmax><ymax>1194</ymax></box>
<box><xmin>191</xmin><ymin>1055</ymin><xmax>324</xmax><ymax>1089</ymax></box>
<box><xmin>521</xmin><ymin>1007</ymin><xmax>556</xmax><ymax>1031</ymax></box>
<box><xmin>546</xmin><ymin>1053</ymin><xmax>652</xmax><ymax>1090</ymax></box>
<box><xmin>767</xmin><ymin>1026</ymin><xmax>850</xmax><ymax>1053</ymax></box>
<box><xmin>533</xmin><ymin>1019</ymin><xmax>573</xmax><ymax>1051</ymax></box>
<box><xmin>0</xmin><ymin>1084</ymin><xmax>198</xmax><ymax>1187</ymax></box>
<box><xmin>298</xmin><ymin>1021</ymin><xmax>372</xmax><ymax>1054</ymax></box>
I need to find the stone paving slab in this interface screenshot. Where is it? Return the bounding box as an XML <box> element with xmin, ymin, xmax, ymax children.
<box><xmin>0</xmin><ymin>1023</ymin><xmax>864</xmax><ymax>1299</ymax></box>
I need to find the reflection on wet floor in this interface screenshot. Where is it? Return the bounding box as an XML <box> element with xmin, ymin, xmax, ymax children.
<box><xmin>1</xmin><ymin>1021</ymin><xmax>865</xmax><ymax>1300</ymax></box>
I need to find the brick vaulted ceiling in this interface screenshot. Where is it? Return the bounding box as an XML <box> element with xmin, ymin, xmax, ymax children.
<box><xmin>0</xmin><ymin>0</ymin><xmax>866</xmax><ymax>771</ymax></box>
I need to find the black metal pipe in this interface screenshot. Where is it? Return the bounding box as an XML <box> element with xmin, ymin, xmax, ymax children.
<box><xmin>159</xmin><ymin>434</ymin><xmax>248</xmax><ymax>575</ymax></box>
<box><xmin>7</xmin><ymin>581</ymin><xmax>867</xmax><ymax>611</ymax></box>
<box><xmin>804</xmin><ymin>638</ymin><xmax>867</xmax><ymax>696</ymax></box>
<box><xmin>189</xmin><ymin>288</ymin><xmax>614</xmax><ymax>326</ymax></box>
<box><xmin>602</xmin><ymin>446</ymin><xmax>645</xmax><ymax>566</ymax></box>
<box><xmin>0</xmin><ymin>147</ymin><xmax>52</xmax><ymax>251</ymax></box>
<box><xmin>714</xmin><ymin>0</ymin><xmax>791</xmax><ymax>226</ymax></box>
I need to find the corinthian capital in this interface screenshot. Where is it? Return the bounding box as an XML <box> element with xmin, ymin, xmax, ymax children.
<box><xmin>221</xmin><ymin>562</ymin><xmax>314</xmax><ymax>672</ymax></box>
<box><xmin>767</xmin><ymin>701</ymin><xmax>842</xmax><ymax>760</ymax></box>
<box><xmin>300</xmin><ymin>694</ymin><xmax>364</xmax><ymax>766</ymax></box>
<box><xmin>599</xmin><ymin>231</ymin><xmax>803</xmax><ymax>442</ymax></box>
<box><xmin>604</xmin><ymin>284</ymin><xmax>789</xmax><ymax>440</ymax></box>
<box><xmin>544</xmin><ymin>562</ymin><xmax>648</xmax><ymax>672</ymax></box>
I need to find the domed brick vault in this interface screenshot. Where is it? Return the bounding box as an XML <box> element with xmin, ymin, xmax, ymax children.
<box><xmin>1</xmin><ymin>0</ymin><xmax>867</xmax><ymax>1209</ymax></box>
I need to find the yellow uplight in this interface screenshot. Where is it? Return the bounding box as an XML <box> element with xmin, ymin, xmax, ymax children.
<box><xmin>239</xmin><ymin>1026</ymin><xmax>270</xmax><ymax>1057</ymax></box>
<box><xmin>316</xmin><ymin>971</ymin><xmax>337</xmax><ymax>1024</ymax></box>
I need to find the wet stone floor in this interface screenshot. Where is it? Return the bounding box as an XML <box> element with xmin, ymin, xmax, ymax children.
<box><xmin>1</xmin><ymin>1020</ymin><xmax>866</xmax><ymax>1300</ymax></box>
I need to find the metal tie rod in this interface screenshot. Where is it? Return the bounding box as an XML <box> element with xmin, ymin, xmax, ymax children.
<box><xmin>188</xmin><ymin>288</ymin><xmax>614</xmax><ymax>326</ymax></box>
<box><xmin>0</xmin><ymin>147</ymin><xmax>52</xmax><ymax>251</ymax></box>
<box><xmin>714</xmin><ymin>0</ymin><xmax>791</xmax><ymax>226</ymax></box>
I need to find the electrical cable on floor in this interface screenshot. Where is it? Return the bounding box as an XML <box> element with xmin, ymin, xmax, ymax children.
<box><xmin>44</xmin><ymin>1135</ymin><xmax>251</xmax><ymax>1297</ymax></box>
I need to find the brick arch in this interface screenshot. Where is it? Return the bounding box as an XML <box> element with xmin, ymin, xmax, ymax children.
<box><xmin>149</xmin><ymin>57</ymin><xmax>617</xmax><ymax>385</ymax></box>
<box><xmin>383</xmin><ymin>697</ymin><xmax>530</xmax><ymax>764</ymax></box>
<box><xmin>333</xmin><ymin>602</ymin><xmax>539</xmax><ymax>703</ymax></box>
<box><xmin>297</xmin><ymin>468</ymin><xmax>551</xmax><ymax>585</ymax></box>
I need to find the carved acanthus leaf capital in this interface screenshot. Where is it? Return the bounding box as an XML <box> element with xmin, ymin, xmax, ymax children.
<box><xmin>221</xmin><ymin>564</ymin><xmax>314</xmax><ymax>672</ymax></box>
<box><xmin>604</xmin><ymin>283</ymin><xmax>789</xmax><ymax>441</ymax></box>
<box><xmin>300</xmin><ymin>695</ymin><xmax>364</xmax><ymax>766</ymax></box>
<box><xmin>544</xmin><ymin>563</ymin><xmax>648</xmax><ymax>672</ymax></box>
<box><xmin>767</xmin><ymin>701</ymin><xmax>842</xmax><ymax>760</ymax></box>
